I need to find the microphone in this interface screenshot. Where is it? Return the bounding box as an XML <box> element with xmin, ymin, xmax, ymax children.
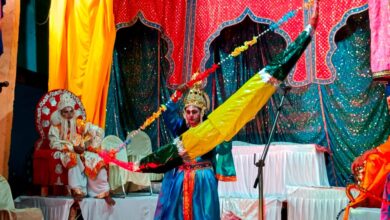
<box><xmin>0</xmin><ymin>81</ymin><xmax>9</xmax><ymax>93</ymax></box>
<box><xmin>0</xmin><ymin>81</ymin><xmax>9</xmax><ymax>88</ymax></box>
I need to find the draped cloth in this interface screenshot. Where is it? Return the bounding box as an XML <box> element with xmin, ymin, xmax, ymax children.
<box><xmin>0</xmin><ymin>175</ymin><xmax>14</xmax><ymax>210</ymax></box>
<box><xmin>369</xmin><ymin>0</ymin><xmax>390</xmax><ymax>79</ymax></box>
<box><xmin>48</xmin><ymin>0</ymin><xmax>116</xmax><ymax>127</ymax></box>
<box><xmin>113</xmin><ymin>0</ymin><xmax>367</xmax><ymax>87</ymax></box>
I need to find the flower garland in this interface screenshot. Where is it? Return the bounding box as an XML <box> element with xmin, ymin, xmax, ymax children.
<box><xmin>140</xmin><ymin>105</ymin><xmax>167</xmax><ymax>130</ymax></box>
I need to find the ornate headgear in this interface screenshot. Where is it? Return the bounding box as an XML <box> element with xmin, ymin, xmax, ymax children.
<box><xmin>183</xmin><ymin>72</ymin><xmax>210</xmax><ymax>113</ymax></box>
<box><xmin>58</xmin><ymin>93</ymin><xmax>76</xmax><ymax>111</ymax></box>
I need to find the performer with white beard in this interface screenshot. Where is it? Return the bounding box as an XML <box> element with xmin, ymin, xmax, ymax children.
<box><xmin>48</xmin><ymin>93</ymin><xmax>115</xmax><ymax>205</ymax></box>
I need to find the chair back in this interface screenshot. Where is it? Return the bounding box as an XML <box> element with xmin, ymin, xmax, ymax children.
<box><xmin>101</xmin><ymin>135</ymin><xmax>128</xmax><ymax>190</ymax></box>
<box><xmin>35</xmin><ymin>89</ymin><xmax>86</xmax><ymax>150</ymax></box>
<box><xmin>126</xmin><ymin>131</ymin><xmax>163</xmax><ymax>183</ymax></box>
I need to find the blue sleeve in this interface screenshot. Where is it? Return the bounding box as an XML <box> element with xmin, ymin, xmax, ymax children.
<box><xmin>163</xmin><ymin>99</ymin><xmax>185</xmax><ymax>137</ymax></box>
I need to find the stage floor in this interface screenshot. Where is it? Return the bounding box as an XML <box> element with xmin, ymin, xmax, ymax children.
<box><xmin>15</xmin><ymin>194</ymin><xmax>283</xmax><ymax>220</ymax></box>
<box><xmin>14</xmin><ymin>187</ymin><xmax>380</xmax><ymax>220</ymax></box>
<box><xmin>16</xmin><ymin>143</ymin><xmax>380</xmax><ymax>219</ymax></box>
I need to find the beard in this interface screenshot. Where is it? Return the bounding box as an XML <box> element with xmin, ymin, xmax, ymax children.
<box><xmin>60</xmin><ymin>116</ymin><xmax>77</xmax><ymax>141</ymax></box>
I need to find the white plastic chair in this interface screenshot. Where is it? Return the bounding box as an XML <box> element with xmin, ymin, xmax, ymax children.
<box><xmin>126</xmin><ymin>131</ymin><xmax>163</xmax><ymax>194</ymax></box>
<box><xmin>101</xmin><ymin>135</ymin><xmax>128</xmax><ymax>197</ymax></box>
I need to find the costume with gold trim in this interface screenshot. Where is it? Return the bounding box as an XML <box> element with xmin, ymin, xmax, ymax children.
<box><xmin>49</xmin><ymin>93</ymin><xmax>110</xmax><ymax>198</ymax></box>
<box><xmin>154</xmin><ymin>88</ymin><xmax>236</xmax><ymax>219</ymax></box>
<box><xmin>49</xmin><ymin>118</ymin><xmax>106</xmax><ymax>179</ymax></box>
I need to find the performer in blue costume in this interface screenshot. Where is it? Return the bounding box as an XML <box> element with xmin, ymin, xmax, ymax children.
<box><xmin>154</xmin><ymin>83</ymin><xmax>236</xmax><ymax>220</ymax></box>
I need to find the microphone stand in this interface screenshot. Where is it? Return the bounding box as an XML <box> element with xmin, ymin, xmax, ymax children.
<box><xmin>253</xmin><ymin>84</ymin><xmax>291</xmax><ymax>220</ymax></box>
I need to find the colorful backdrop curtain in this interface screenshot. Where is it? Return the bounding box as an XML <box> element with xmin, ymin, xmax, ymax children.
<box><xmin>107</xmin><ymin>3</ymin><xmax>390</xmax><ymax>185</ymax></box>
<box><xmin>113</xmin><ymin>0</ymin><xmax>367</xmax><ymax>87</ymax></box>
<box><xmin>48</xmin><ymin>0</ymin><xmax>116</xmax><ymax>127</ymax></box>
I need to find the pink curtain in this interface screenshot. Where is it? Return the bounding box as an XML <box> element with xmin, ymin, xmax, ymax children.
<box><xmin>369</xmin><ymin>0</ymin><xmax>390</xmax><ymax>80</ymax></box>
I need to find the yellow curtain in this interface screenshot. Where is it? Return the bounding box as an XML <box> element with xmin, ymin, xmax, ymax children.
<box><xmin>48</xmin><ymin>0</ymin><xmax>116</xmax><ymax>127</ymax></box>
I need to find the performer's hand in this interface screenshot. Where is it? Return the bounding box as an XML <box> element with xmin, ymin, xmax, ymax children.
<box><xmin>179</xmin><ymin>150</ymin><xmax>192</xmax><ymax>163</ymax></box>
<box><xmin>74</xmin><ymin>145</ymin><xmax>85</xmax><ymax>154</ymax></box>
<box><xmin>177</xmin><ymin>83</ymin><xmax>189</xmax><ymax>93</ymax></box>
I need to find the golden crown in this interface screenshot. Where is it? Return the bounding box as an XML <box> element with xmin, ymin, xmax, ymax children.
<box><xmin>183</xmin><ymin>84</ymin><xmax>210</xmax><ymax>112</ymax></box>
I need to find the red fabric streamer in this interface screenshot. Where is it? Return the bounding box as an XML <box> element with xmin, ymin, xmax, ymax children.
<box><xmin>98</xmin><ymin>151</ymin><xmax>135</xmax><ymax>171</ymax></box>
<box><xmin>186</xmin><ymin>64</ymin><xmax>219</xmax><ymax>88</ymax></box>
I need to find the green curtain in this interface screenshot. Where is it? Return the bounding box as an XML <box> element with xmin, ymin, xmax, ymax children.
<box><xmin>323</xmin><ymin>11</ymin><xmax>390</xmax><ymax>185</ymax></box>
<box><xmin>105</xmin><ymin>21</ymin><xmax>173</xmax><ymax>149</ymax></box>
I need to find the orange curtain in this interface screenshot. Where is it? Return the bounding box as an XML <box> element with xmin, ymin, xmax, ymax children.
<box><xmin>48</xmin><ymin>0</ymin><xmax>116</xmax><ymax>127</ymax></box>
<box><xmin>0</xmin><ymin>0</ymin><xmax>20</xmax><ymax>178</ymax></box>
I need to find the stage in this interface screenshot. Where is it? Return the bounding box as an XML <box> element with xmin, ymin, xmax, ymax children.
<box><xmin>14</xmin><ymin>189</ymin><xmax>380</xmax><ymax>220</ymax></box>
<box><xmin>14</xmin><ymin>142</ymin><xmax>380</xmax><ymax>219</ymax></box>
<box><xmin>14</xmin><ymin>194</ymin><xmax>284</xmax><ymax>220</ymax></box>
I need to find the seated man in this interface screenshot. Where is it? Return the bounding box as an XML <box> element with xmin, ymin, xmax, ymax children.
<box><xmin>48</xmin><ymin>93</ymin><xmax>115</xmax><ymax>205</ymax></box>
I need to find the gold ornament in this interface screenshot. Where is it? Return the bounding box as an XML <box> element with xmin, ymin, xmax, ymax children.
<box><xmin>183</xmin><ymin>72</ymin><xmax>210</xmax><ymax>113</ymax></box>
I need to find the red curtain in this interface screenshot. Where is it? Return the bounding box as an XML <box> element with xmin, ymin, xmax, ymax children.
<box><xmin>113</xmin><ymin>0</ymin><xmax>367</xmax><ymax>87</ymax></box>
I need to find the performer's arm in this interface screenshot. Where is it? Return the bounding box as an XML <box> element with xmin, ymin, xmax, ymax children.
<box><xmin>83</xmin><ymin>120</ymin><xmax>105</xmax><ymax>152</ymax></box>
<box><xmin>48</xmin><ymin>125</ymin><xmax>74</xmax><ymax>152</ymax></box>
<box><xmin>162</xmin><ymin>99</ymin><xmax>185</xmax><ymax>136</ymax></box>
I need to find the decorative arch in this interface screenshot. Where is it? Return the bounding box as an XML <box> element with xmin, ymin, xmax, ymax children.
<box><xmin>200</xmin><ymin>7</ymin><xmax>291</xmax><ymax>73</ymax></box>
<box><xmin>116</xmin><ymin>12</ymin><xmax>175</xmax><ymax>85</ymax></box>
<box><xmin>326</xmin><ymin>4</ymin><xmax>369</xmax><ymax>83</ymax></box>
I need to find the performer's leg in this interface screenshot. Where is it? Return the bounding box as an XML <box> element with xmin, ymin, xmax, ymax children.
<box><xmin>87</xmin><ymin>168</ymin><xmax>115</xmax><ymax>205</ymax></box>
<box><xmin>68</xmin><ymin>156</ymin><xmax>87</xmax><ymax>200</ymax></box>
